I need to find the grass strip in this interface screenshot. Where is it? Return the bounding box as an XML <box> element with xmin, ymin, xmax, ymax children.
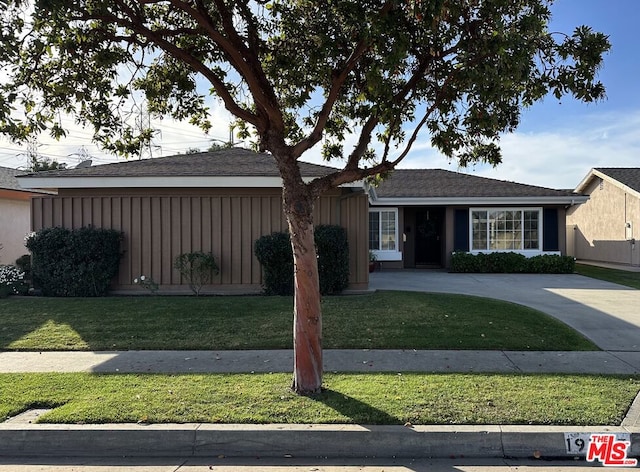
<box><xmin>575</xmin><ymin>264</ymin><xmax>640</xmax><ymax>290</ymax></box>
<box><xmin>1</xmin><ymin>373</ymin><xmax>637</xmax><ymax>426</ymax></box>
<box><xmin>0</xmin><ymin>291</ymin><xmax>596</xmax><ymax>351</ymax></box>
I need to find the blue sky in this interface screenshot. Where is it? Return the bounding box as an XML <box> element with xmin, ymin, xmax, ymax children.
<box><xmin>461</xmin><ymin>0</ymin><xmax>640</xmax><ymax>188</ymax></box>
<box><xmin>1</xmin><ymin>0</ymin><xmax>637</xmax><ymax>190</ymax></box>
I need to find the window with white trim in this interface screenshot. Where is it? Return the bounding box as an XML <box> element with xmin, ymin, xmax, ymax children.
<box><xmin>471</xmin><ymin>208</ymin><xmax>541</xmax><ymax>251</ymax></box>
<box><xmin>369</xmin><ymin>208</ymin><xmax>398</xmax><ymax>251</ymax></box>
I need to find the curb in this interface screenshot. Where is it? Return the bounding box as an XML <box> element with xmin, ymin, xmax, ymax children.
<box><xmin>1</xmin><ymin>423</ymin><xmax>639</xmax><ymax>459</ymax></box>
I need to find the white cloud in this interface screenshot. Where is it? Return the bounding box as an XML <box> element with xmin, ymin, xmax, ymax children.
<box><xmin>471</xmin><ymin>111</ymin><xmax>640</xmax><ymax>189</ymax></box>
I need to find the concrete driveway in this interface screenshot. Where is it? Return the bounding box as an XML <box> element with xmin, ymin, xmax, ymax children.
<box><xmin>369</xmin><ymin>271</ymin><xmax>640</xmax><ymax>352</ymax></box>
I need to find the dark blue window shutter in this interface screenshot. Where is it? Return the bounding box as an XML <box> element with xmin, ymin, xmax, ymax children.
<box><xmin>454</xmin><ymin>209</ymin><xmax>469</xmax><ymax>251</ymax></box>
<box><xmin>543</xmin><ymin>208</ymin><xmax>559</xmax><ymax>251</ymax></box>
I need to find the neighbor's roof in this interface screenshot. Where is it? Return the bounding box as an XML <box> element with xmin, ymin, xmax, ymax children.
<box><xmin>17</xmin><ymin>148</ymin><xmax>351</xmax><ymax>190</ymax></box>
<box><xmin>0</xmin><ymin>166</ymin><xmax>52</xmax><ymax>195</ymax></box>
<box><xmin>370</xmin><ymin>168</ymin><xmax>586</xmax><ymax>205</ymax></box>
<box><xmin>0</xmin><ymin>166</ymin><xmax>23</xmax><ymax>191</ymax></box>
<box><xmin>574</xmin><ymin>167</ymin><xmax>640</xmax><ymax>198</ymax></box>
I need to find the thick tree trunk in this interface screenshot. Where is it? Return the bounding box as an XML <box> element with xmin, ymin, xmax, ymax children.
<box><xmin>282</xmin><ymin>178</ymin><xmax>323</xmax><ymax>395</ymax></box>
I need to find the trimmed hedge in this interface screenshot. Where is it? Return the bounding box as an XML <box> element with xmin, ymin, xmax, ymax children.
<box><xmin>254</xmin><ymin>225</ymin><xmax>350</xmax><ymax>296</ymax></box>
<box><xmin>26</xmin><ymin>226</ymin><xmax>123</xmax><ymax>297</ymax></box>
<box><xmin>450</xmin><ymin>252</ymin><xmax>575</xmax><ymax>274</ymax></box>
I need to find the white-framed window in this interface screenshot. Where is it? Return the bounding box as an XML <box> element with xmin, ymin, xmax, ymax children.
<box><xmin>470</xmin><ymin>208</ymin><xmax>542</xmax><ymax>252</ymax></box>
<box><xmin>369</xmin><ymin>208</ymin><xmax>398</xmax><ymax>251</ymax></box>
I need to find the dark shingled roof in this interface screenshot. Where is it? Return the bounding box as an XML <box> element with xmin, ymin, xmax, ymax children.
<box><xmin>19</xmin><ymin>148</ymin><xmax>338</xmax><ymax>178</ymax></box>
<box><xmin>374</xmin><ymin>168</ymin><xmax>577</xmax><ymax>198</ymax></box>
<box><xmin>595</xmin><ymin>168</ymin><xmax>640</xmax><ymax>193</ymax></box>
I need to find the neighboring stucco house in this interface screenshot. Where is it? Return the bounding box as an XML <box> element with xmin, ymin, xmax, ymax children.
<box><xmin>369</xmin><ymin>169</ymin><xmax>587</xmax><ymax>269</ymax></box>
<box><xmin>566</xmin><ymin>167</ymin><xmax>640</xmax><ymax>267</ymax></box>
<box><xmin>18</xmin><ymin>149</ymin><xmax>586</xmax><ymax>293</ymax></box>
<box><xmin>0</xmin><ymin>166</ymin><xmax>52</xmax><ymax>265</ymax></box>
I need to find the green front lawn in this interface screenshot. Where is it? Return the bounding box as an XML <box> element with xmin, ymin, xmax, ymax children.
<box><xmin>576</xmin><ymin>263</ymin><xmax>640</xmax><ymax>290</ymax></box>
<box><xmin>0</xmin><ymin>291</ymin><xmax>596</xmax><ymax>351</ymax></box>
<box><xmin>1</xmin><ymin>372</ymin><xmax>636</xmax><ymax>425</ymax></box>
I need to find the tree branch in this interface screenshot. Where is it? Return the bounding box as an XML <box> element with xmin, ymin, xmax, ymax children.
<box><xmin>74</xmin><ymin>4</ymin><xmax>261</xmax><ymax>127</ymax></box>
<box><xmin>291</xmin><ymin>1</ymin><xmax>395</xmax><ymax>159</ymax></box>
<box><xmin>208</xmin><ymin>0</ymin><xmax>285</xmax><ymax>136</ymax></box>
<box><xmin>291</xmin><ymin>39</ymin><xmax>371</xmax><ymax>159</ymax></box>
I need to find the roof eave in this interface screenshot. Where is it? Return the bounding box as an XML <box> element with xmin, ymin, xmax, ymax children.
<box><xmin>574</xmin><ymin>168</ymin><xmax>601</xmax><ymax>193</ymax></box>
<box><xmin>577</xmin><ymin>168</ymin><xmax>640</xmax><ymax>199</ymax></box>
<box><xmin>16</xmin><ymin>175</ymin><xmax>364</xmax><ymax>190</ymax></box>
<box><xmin>369</xmin><ymin>196</ymin><xmax>588</xmax><ymax>206</ymax></box>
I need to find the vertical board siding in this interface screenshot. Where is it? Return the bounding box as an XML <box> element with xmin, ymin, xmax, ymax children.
<box><xmin>221</xmin><ymin>197</ymin><xmax>232</xmax><ymax>285</ymax></box>
<box><xmin>211</xmin><ymin>197</ymin><xmax>222</xmax><ymax>285</ymax></box>
<box><xmin>160</xmin><ymin>197</ymin><xmax>172</xmax><ymax>284</ymax></box>
<box><xmin>31</xmin><ymin>191</ymin><xmax>368</xmax><ymax>290</ymax></box>
<box><xmin>338</xmin><ymin>194</ymin><xmax>368</xmax><ymax>288</ymax></box>
<box><xmin>44</xmin><ymin>198</ymin><xmax>54</xmax><ymax>228</ymax></box>
<box><xmin>240</xmin><ymin>197</ymin><xmax>252</xmax><ymax>284</ymax></box>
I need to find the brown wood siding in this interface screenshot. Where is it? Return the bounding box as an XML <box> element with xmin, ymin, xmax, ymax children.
<box><xmin>338</xmin><ymin>193</ymin><xmax>369</xmax><ymax>289</ymax></box>
<box><xmin>30</xmin><ymin>189</ymin><xmax>368</xmax><ymax>292</ymax></box>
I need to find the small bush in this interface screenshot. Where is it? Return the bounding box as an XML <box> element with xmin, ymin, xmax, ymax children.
<box><xmin>25</xmin><ymin>226</ymin><xmax>123</xmax><ymax>297</ymax></box>
<box><xmin>254</xmin><ymin>232</ymin><xmax>294</xmax><ymax>296</ymax></box>
<box><xmin>254</xmin><ymin>225</ymin><xmax>350</xmax><ymax>296</ymax></box>
<box><xmin>174</xmin><ymin>251</ymin><xmax>220</xmax><ymax>296</ymax></box>
<box><xmin>451</xmin><ymin>252</ymin><xmax>575</xmax><ymax>274</ymax></box>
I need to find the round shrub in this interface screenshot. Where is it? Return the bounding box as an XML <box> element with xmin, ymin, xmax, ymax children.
<box><xmin>26</xmin><ymin>226</ymin><xmax>123</xmax><ymax>297</ymax></box>
<box><xmin>254</xmin><ymin>225</ymin><xmax>350</xmax><ymax>296</ymax></box>
<box><xmin>254</xmin><ymin>231</ymin><xmax>294</xmax><ymax>295</ymax></box>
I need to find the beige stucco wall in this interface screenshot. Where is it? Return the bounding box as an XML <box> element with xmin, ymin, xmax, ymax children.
<box><xmin>566</xmin><ymin>177</ymin><xmax>640</xmax><ymax>266</ymax></box>
<box><xmin>0</xmin><ymin>195</ymin><xmax>31</xmax><ymax>265</ymax></box>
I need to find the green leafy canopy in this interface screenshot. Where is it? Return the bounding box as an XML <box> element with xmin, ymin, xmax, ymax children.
<box><xmin>0</xmin><ymin>0</ymin><xmax>609</xmax><ymax>190</ymax></box>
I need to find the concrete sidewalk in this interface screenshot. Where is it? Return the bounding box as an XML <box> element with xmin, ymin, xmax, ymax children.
<box><xmin>3</xmin><ymin>349</ymin><xmax>640</xmax><ymax>375</ymax></box>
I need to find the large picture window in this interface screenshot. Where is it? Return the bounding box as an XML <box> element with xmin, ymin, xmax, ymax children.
<box><xmin>369</xmin><ymin>208</ymin><xmax>397</xmax><ymax>251</ymax></box>
<box><xmin>471</xmin><ymin>208</ymin><xmax>541</xmax><ymax>251</ymax></box>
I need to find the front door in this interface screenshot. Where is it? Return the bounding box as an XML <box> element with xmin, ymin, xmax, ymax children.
<box><xmin>415</xmin><ymin>209</ymin><xmax>443</xmax><ymax>267</ymax></box>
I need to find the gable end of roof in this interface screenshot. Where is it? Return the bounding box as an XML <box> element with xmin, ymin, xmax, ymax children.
<box><xmin>576</xmin><ymin>168</ymin><xmax>640</xmax><ymax>198</ymax></box>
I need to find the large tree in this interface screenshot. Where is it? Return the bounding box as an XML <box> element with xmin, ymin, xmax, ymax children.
<box><xmin>0</xmin><ymin>0</ymin><xmax>609</xmax><ymax>393</ymax></box>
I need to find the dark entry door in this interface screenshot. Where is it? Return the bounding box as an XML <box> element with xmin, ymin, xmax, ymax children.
<box><xmin>415</xmin><ymin>208</ymin><xmax>444</xmax><ymax>266</ymax></box>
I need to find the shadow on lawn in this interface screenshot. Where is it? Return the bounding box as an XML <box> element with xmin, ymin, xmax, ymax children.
<box><xmin>0</xmin><ymin>297</ymin><xmax>160</xmax><ymax>351</ymax></box>
<box><xmin>309</xmin><ymin>388</ymin><xmax>400</xmax><ymax>425</ymax></box>
<box><xmin>0</xmin><ymin>296</ymin><xmax>293</xmax><ymax>351</ymax></box>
